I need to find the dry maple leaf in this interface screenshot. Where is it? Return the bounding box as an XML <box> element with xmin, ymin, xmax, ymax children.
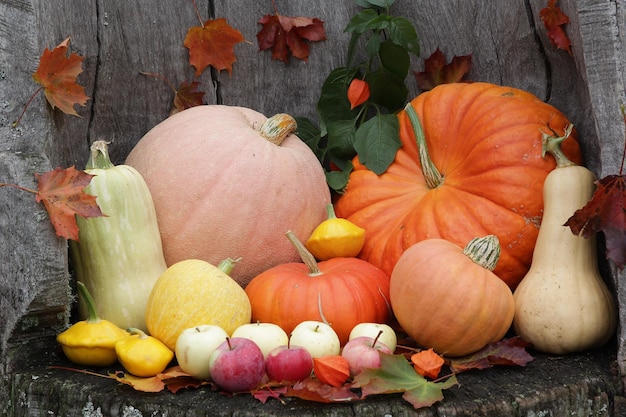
<box><xmin>257</xmin><ymin>14</ymin><xmax>326</xmax><ymax>63</ymax></box>
<box><xmin>565</xmin><ymin>174</ymin><xmax>626</xmax><ymax>267</ymax></box>
<box><xmin>540</xmin><ymin>0</ymin><xmax>573</xmax><ymax>55</ymax></box>
<box><xmin>32</xmin><ymin>37</ymin><xmax>89</xmax><ymax>116</ymax></box>
<box><xmin>414</xmin><ymin>48</ymin><xmax>472</xmax><ymax>91</ymax></box>
<box><xmin>34</xmin><ymin>166</ymin><xmax>105</xmax><ymax>241</ymax></box>
<box><xmin>184</xmin><ymin>18</ymin><xmax>245</xmax><ymax>77</ymax></box>
<box><xmin>172</xmin><ymin>80</ymin><xmax>205</xmax><ymax>113</ymax></box>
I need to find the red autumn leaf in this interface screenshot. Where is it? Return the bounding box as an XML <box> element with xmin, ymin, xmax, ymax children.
<box><xmin>184</xmin><ymin>18</ymin><xmax>245</xmax><ymax>77</ymax></box>
<box><xmin>414</xmin><ymin>48</ymin><xmax>472</xmax><ymax>91</ymax></box>
<box><xmin>312</xmin><ymin>355</ymin><xmax>351</xmax><ymax>387</ymax></box>
<box><xmin>565</xmin><ymin>174</ymin><xmax>626</xmax><ymax>267</ymax></box>
<box><xmin>34</xmin><ymin>166</ymin><xmax>106</xmax><ymax>241</ymax></box>
<box><xmin>347</xmin><ymin>78</ymin><xmax>370</xmax><ymax>109</ymax></box>
<box><xmin>31</xmin><ymin>37</ymin><xmax>89</xmax><ymax>116</ymax></box>
<box><xmin>172</xmin><ymin>80</ymin><xmax>205</xmax><ymax>114</ymax></box>
<box><xmin>252</xmin><ymin>385</ymin><xmax>289</xmax><ymax>404</ymax></box>
<box><xmin>540</xmin><ymin>0</ymin><xmax>573</xmax><ymax>55</ymax></box>
<box><xmin>411</xmin><ymin>348</ymin><xmax>445</xmax><ymax>379</ymax></box>
<box><xmin>257</xmin><ymin>14</ymin><xmax>326</xmax><ymax>63</ymax></box>
<box><xmin>286</xmin><ymin>377</ymin><xmax>360</xmax><ymax>403</ymax></box>
<box><xmin>448</xmin><ymin>337</ymin><xmax>534</xmax><ymax>374</ymax></box>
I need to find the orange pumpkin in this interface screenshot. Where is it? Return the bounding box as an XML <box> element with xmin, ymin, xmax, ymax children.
<box><xmin>245</xmin><ymin>231</ymin><xmax>391</xmax><ymax>345</ymax></box>
<box><xmin>390</xmin><ymin>235</ymin><xmax>515</xmax><ymax>357</ymax></box>
<box><xmin>126</xmin><ymin>106</ymin><xmax>331</xmax><ymax>287</ymax></box>
<box><xmin>335</xmin><ymin>82</ymin><xmax>581</xmax><ymax>288</ymax></box>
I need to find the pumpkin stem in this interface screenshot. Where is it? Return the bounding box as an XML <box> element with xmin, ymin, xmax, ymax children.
<box><xmin>325</xmin><ymin>203</ymin><xmax>338</xmax><ymax>220</ymax></box>
<box><xmin>259</xmin><ymin>114</ymin><xmax>298</xmax><ymax>146</ymax></box>
<box><xmin>217</xmin><ymin>257</ymin><xmax>242</xmax><ymax>276</ymax></box>
<box><xmin>462</xmin><ymin>235</ymin><xmax>500</xmax><ymax>271</ymax></box>
<box><xmin>404</xmin><ymin>104</ymin><xmax>443</xmax><ymax>189</ymax></box>
<box><xmin>76</xmin><ymin>281</ymin><xmax>102</xmax><ymax>324</ymax></box>
<box><xmin>286</xmin><ymin>230</ymin><xmax>323</xmax><ymax>276</ymax></box>
<box><xmin>86</xmin><ymin>140</ymin><xmax>115</xmax><ymax>170</ymax></box>
<box><xmin>541</xmin><ymin>124</ymin><xmax>576</xmax><ymax>168</ymax></box>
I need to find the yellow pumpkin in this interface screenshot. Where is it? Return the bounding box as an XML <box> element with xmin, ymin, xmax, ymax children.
<box><xmin>145</xmin><ymin>258</ymin><xmax>251</xmax><ymax>351</ymax></box>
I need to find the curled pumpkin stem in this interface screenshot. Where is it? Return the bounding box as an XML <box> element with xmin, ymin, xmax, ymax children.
<box><xmin>404</xmin><ymin>103</ymin><xmax>444</xmax><ymax>189</ymax></box>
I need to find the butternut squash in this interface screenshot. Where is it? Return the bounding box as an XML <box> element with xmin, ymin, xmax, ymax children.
<box><xmin>513</xmin><ymin>125</ymin><xmax>617</xmax><ymax>354</ymax></box>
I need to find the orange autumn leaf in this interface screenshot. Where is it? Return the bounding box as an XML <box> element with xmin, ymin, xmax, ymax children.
<box><xmin>347</xmin><ymin>78</ymin><xmax>370</xmax><ymax>109</ymax></box>
<box><xmin>312</xmin><ymin>355</ymin><xmax>351</xmax><ymax>387</ymax></box>
<box><xmin>540</xmin><ymin>0</ymin><xmax>572</xmax><ymax>55</ymax></box>
<box><xmin>257</xmin><ymin>14</ymin><xmax>326</xmax><ymax>63</ymax></box>
<box><xmin>184</xmin><ymin>18</ymin><xmax>245</xmax><ymax>77</ymax></box>
<box><xmin>32</xmin><ymin>37</ymin><xmax>89</xmax><ymax>116</ymax></box>
<box><xmin>34</xmin><ymin>166</ymin><xmax>105</xmax><ymax>241</ymax></box>
<box><xmin>411</xmin><ymin>348</ymin><xmax>445</xmax><ymax>379</ymax></box>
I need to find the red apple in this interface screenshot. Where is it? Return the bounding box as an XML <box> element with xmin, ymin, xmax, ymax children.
<box><xmin>208</xmin><ymin>337</ymin><xmax>266</xmax><ymax>392</ymax></box>
<box><xmin>341</xmin><ymin>335</ymin><xmax>392</xmax><ymax>376</ymax></box>
<box><xmin>265</xmin><ymin>344</ymin><xmax>313</xmax><ymax>382</ymax></box>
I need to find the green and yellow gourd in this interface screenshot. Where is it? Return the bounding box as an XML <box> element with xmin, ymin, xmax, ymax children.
<box><xmin>70</xmin><ymin>140</ymin><xmax>167</xmax><ymax>332</ymax></box>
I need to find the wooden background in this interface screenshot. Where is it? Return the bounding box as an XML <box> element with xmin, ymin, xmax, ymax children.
<box><xmin>1</xmin><ymin>0</ymin><xmax>625</xmax><ymax>414</ymax></box>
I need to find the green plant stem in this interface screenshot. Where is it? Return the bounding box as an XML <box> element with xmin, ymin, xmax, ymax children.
<box><xmin>404</xmin><ymin>103</ymin><xmax>443</xmax><ymax>189</ymax></box>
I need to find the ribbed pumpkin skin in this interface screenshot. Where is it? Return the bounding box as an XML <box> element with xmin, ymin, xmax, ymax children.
<box><xmin>335</xmin><ymin>82</ymin><xmax>581</xmax><ymax>289</ymax></box>
<box><xmin>245</xmin><ymin>257</ymin><xmax>391</xmax><ymax>345</ymax></box>
<box><xmin>125</xmin><ymin>105</ymin><xmax>330</xmax><ymax>287</ymax></box>
<box><xmin>145</xmin><ymin>259</ymin><xmax>251</xmax><ymax>351</ymax></box>
<box><xmin>390</xmin><ymin>239</ymin><xmax>515</xmax><ymax>357</ymax></box>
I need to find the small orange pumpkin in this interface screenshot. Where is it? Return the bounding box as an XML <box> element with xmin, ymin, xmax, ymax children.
<box><xmin>335</xmin><ymin>82</ymin><xmax>582</xmax><ymax>288</ymax></box>
<box><xmin>390</xmin><ymin>235</ymin><xmax>515</xmax><ymax>357</ymax></box>
<box><xmin>245</xmin><ymin>231</ymin><xmax>391</xmax><ymax>345</ymax></box>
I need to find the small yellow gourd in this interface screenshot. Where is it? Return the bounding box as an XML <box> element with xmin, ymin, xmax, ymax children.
<box><xmin>513</xmin><ymin>125</ymin><xmax>617</xmax><ymax>354</ymax></box>
<box><xmin>115</xmin><ymin>328</ymin><xmax>174</xmax><ymax>377</ymax></box>
<box><xmin>305</xmin><ymin>203</ymin><xmax>365</xmax><ymax>260</ymax></box>
<box><xmin>56</xmin><ymin>281</ymin><xmax>127</xmax><ymax>367</ymax></box>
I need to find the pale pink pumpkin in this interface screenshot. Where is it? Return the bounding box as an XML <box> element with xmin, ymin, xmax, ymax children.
<box><xmin>126</xmin><ymin>105</ymin><xmax>330</xmax><ymax>287</ymax></box>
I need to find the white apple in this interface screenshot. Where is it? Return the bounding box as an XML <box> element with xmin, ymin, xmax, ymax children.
<box><xmin>231</xmin><ymin>322</ymin><xmax>289</xmax><ymax>358</ymax></box>
<box><xmin>175</xmin><ymin>324</ymin><xmax>229</xmax><ymax>380</ymax></box>
<box><xmin>348</xmin><ymin>323</ymin><xmax>397</xmax><ymax>353</ymax></box>
<box><xmin>289</xmin><ymin>320</ymin><xmax>341</xmax><ymax>358</ymax></box>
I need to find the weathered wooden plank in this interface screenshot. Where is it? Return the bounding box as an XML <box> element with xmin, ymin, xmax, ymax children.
<box><xmin>7</xmin><ymin>347</ymin><xmax>621</xmax><ymax>416</ymax></box>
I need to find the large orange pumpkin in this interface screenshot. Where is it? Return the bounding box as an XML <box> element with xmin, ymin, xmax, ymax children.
<box><xmin>126</xmin><ymin>106</ymin><xmax>331</xmax><ymax>287</ymax></box>
<box><xmin>335</xmin><ymin>82</ymin><xmax>581</xmax><ymax>288</ymax></box>
<box><xmin>245</xmin><ymin>231</ymin><xmax>391</xmax><ymax>345</ymax></box>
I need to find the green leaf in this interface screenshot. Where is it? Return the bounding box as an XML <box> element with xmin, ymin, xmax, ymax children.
<box><xmin>317</xmin><ymin>67</ymin><xmax>359</xmax><ymax>128</ymax></box>
<box><xmin>379</xmin><ymin>40</ymin><xmax>410</xmax><ymax>79</ymax></box>
<box><xmin>326</xmin><ymin>161</ymin><xmax>353</xmax><ymax>193</ymax></box>
<box><xmin>365</xmin><ymin>68</ymin><xmax>408</xmax><ymax>112</ymax></box>
<box><xmin>345</xmin><ymin>9</ymin><xmax>389</xmax><ymax>34</ymax></box>
<box><xmin>327</xmin><ymin>119</ymin><xmax>357</xmax><ymax>163</ymax></box>
<box><xmin>294</xmin><ymin>116</ymin><xmax>325</xmax><ymax>162</ymax></box>
<box><xmin>353</xmin><ymin>353</ymin><xmax>458</xmax><ymax>409</ymax></box>
<box><xmin>353</xmin><ymin>113</ymin><xmax>401</xmax><ymax>174</ymax></box>
<box><xmin>388</xmin><ymin>17</ymin><xmax>420</xmax><ymax>56</ymax></box>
